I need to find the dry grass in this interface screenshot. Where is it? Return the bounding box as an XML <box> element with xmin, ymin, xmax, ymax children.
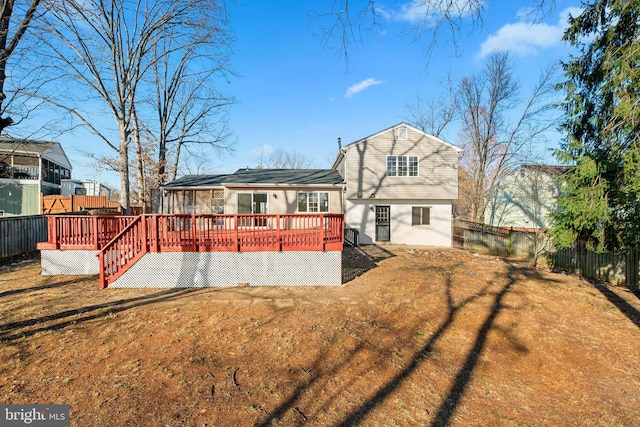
<box><xmin>1</xmin><ymin>247</ymin><xmax>640</xmax><ymax>426</ymax></box>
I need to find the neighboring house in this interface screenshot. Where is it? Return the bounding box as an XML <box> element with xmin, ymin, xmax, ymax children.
<box><xmin>0</xmin><ymin>138</ymin><xmax>72</xmax><ymax>216</ymax></box>
<box><xmin>161</xmin><ymin>123</ymin><xmax>461</xmax><ymax>247</ymax></box>
<box><xmin>332</xmin><ymin>122</ymin><xmax>461</xmax><ymax>246</ymax></box>
<box><xmin>61</xmin><ymin>179</ymin><xmax>111</xmax><ymax>198</ymax></box>
<box><xmin>161</xmin><ymin>168</ymin><xmax>345</xmax><ymax>215</ymax></box>
<box><xmin>484</xmin><ymin>164</ymin><xmax>569</xmax><ymax>231</ymax></box>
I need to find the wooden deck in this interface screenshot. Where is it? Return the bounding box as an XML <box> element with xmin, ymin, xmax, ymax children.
<box><xmin>37</xmin><ymin>214</ymin><xmax>344</xmax><ymax>288</ymax></box>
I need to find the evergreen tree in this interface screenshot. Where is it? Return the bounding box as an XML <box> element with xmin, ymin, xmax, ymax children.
<box><xmin>553</xmin><ymin>0</ymin><xmax>640</xmax><ymax>252</ymax></box>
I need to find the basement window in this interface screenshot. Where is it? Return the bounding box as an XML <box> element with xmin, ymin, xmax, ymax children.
<box><xmin>412</xmin><ymin>207</ymin><xmax>431</xmax><ymax>226</ymax></box>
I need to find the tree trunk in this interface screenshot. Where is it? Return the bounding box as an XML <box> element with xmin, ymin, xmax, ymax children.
<box><xmin>118</xmin><ymin>139</ymin><xmax>131</xmax><ymax>214</ymax></box>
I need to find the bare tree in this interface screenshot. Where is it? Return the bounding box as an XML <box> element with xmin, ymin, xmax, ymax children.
<box><xmin>147</xmin><ymin>11</ymin><xmax>235</xmax><ymax>186</ymax></box>
<box><xmin>405</xmin><ymin>75</ymin><xmax>458</xmax><ymax>137</ymax></box>
<box><xmin>316</xmin><ymin>1</ymin><xmax>556</xmax><ymax>66</ymax></box>
<box><xmin>0</xmin><ymin>0</ymin><xmax>45</xmax><ymax>133</ymax></box>
<box><xmin>255</xmin><ymin>148</ymin><xmax>314</xmax><ymax>169</ymax></box>
<box><xmin>35</xmin><ymin>0</ymin><xmax>228</xmax><ymax>212</ymax></box>
<box><xmin>458</xmin><ymin>52</ymin><xmax>557</xmax><ymax>222</ymax></box>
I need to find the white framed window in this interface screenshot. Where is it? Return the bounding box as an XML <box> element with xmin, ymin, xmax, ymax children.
<box><xmin>386</xmin><ymin>155</ymin><xmax>419</xmax><ymax>177</ymax></box>
<box><xmin>397</xmin><ymin>126</ymin><xmax>408</xmax><ymax>140</ymax></box>
<box><xmin>297</xmin><ymin>192</ymin><xmax>329</xmax><ymax>212</ymax></box>
<box><xmin>412</xmin><ymin>207</ymin><xmax>431</xmax><ymax>226</ymax></box>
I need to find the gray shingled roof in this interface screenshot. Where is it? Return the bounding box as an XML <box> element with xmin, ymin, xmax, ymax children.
<box><xmin>0</xmin><ymin>138</ymin><xmax>58</xmax><ymax>154</ymax></box>
<box><xmin>162</xmin><ymin>174</ymin><xmax>229</xmax><ymax>188</ymax></box>
<box><xmin>164</xmin><ymin>169</ymin><xmax>344</xmax><ymax>188</ymax></box>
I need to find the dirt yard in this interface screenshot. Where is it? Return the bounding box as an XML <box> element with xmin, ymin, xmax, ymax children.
<box><xmin>1</xmin><ymin>246</ymin><xmax>640</xmax><ymax>426</ymax></box>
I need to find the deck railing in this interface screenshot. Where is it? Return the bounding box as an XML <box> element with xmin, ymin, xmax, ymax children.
<box><xmin>38</xmin><ymin>215</ymin><xmax>137</xmax><ymax>250</ymax></box>
<box><xmin>39</xmin><ymin>213</ymin><xmax>344</xmax><ymax>254</ymax></box>
<box><xmin>35</xmin><ymin>213</ymin><xmax>343</xmax><ymax>288</ymax></box>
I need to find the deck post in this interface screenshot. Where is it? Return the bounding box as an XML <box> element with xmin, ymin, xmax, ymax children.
<box><xmin>98</xmin><ymin>250</ymin><xmax>107</xmax><ymax>289</ymax></box>
<box><xmin>151</xmin><ymin>215</ymin><xmax>159</xmax><ymax>252</ymax></box>
<box><xmin>92</xmin><ymin>216</ymin><xmax>99</xmax><ymax>249</ymax></box>
<box><xmin>276</xmin><ymin>215</ymin><xmax>281</xmax><ymax>251</ymax></box>
<box><xmin>232</xmin><ymin>215</ymin><xmax>236</xmax><ymax>251</ymax></box>
<box><xmin>141</xmin><ymin>215</ymin><xmax>148</xmax><ymax>252</ymax></box>
<box><xmin>191</xmin><ymin>214</ymin><xmax>197</xmax><ymax>252</ymax></box>
<box><xmin>51</xmin><ymin>216</ymin><xmax>60</xmax><ymax>250</ymax></box>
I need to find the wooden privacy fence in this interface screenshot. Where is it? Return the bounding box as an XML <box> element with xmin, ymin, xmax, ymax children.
<box><xmin>453</xmin><ymin>219</ymin><xmax>512</xmax><ymax>256</ymax></box>
<box><xmin>42</xmin><ymin>194</ymin><xmax>121</xmax><ymax>214</ymax></box>
<box><xmin>547</xmin><ymin>242</ymin><xmax>639</xmax><ymax>288</ymax></box>
<box><xmin>453</xmin><ymin>219</ymin><xmax>640</xmax><ymax>289</ymax></box>
<box><xmin>0</xmin><ymin>215</ymin><xmax>48</xmax><ymax>261</ymax></box>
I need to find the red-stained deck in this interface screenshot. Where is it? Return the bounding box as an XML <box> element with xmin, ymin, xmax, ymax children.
<box><xmin>37</xmin><ymin>214</ymin><xmax>344</xmax><ymax>288</ymax></box>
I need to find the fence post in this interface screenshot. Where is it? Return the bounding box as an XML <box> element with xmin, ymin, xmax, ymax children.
<box><xmin>508</xmin><ymin>227</ymin><xmax>513</xmax><ymax>257</ymax></box>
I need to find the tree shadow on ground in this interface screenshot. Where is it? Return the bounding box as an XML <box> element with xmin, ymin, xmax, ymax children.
<box><xmin>0</xmin><ymin>287</ymin><xmax>209</xmax><ymax>343</ymax></box>
<box><xmin>342</xmin><ymin>245</ymin><xmax>396</xmax><ymax>283</ymax></box>
<box><xmin>590</xmin><ymin>281</ymin><xmax>640</xmax><ymax>330</ymax></box>
<box><xmin>0</xmin><ymin>276</ymin><xmax>89</xmax><ymax>299</ymax></box>
<box><xmin>334</xmin><ymin>263</ymin><xmax>547</xmax><ymax>426</ymax></box>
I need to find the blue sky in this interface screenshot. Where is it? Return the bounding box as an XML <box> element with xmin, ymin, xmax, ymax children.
<box><xmin>58</xmin><ymin>0</ymin><xmax>582</xmax><ymax>189</ymax></box>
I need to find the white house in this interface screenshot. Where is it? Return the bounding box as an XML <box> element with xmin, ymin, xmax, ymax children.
<box><xmin>332</xmin><ymin>122</ymin><xmax>461</xmax><ymax>246</ymax></box>
<box><xmin>161</xmin><ymin>122</ymin><xmax>462</xmax><ymax>247</ymax></box>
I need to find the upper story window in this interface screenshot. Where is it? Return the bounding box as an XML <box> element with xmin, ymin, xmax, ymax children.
<box><xmin>397</xmin><ymin>126</ymin><xmax>408</xmax><ymax>140</ymax></box>
<box><xmin>386</xmin><ymin>155</ymin><xmax>419</xmax><ymax>177</ymax></box>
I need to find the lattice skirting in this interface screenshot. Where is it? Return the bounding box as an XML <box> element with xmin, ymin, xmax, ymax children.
<box><xmin>40</xmin><ymin>250</ymin><xmax>342</xmax><ymax>287</ymax></box>
<box><xmin>41</xmin><ymin>250</ymin><xmax>100</xmax><ymax>275</ymax></box>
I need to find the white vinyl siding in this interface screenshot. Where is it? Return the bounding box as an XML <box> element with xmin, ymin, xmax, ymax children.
<box><xmin>298</xmin><ymin>191</ymin><xmax>329</xmax><ymax>212</ymax></box>
<box><xmin>387</xmin><ymin>155</ymin><xmax>419</xmax><ymax>177</ymax></box>
<box><xmin>345</xmin><ymin>201</ymin><xmax>453</xmax><ymax>246</ymax></box>
<box><xmin>344</xmin><ymin>125</ymin><xmax>459</xmax><ymax>200</ymax></box>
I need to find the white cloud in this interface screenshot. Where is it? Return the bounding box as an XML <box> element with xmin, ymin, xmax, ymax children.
<box><xmin>345</xmin><ymin>78</ymin><xmax>384</xmax><ymax>98</ymax></box>
<box><xmin>479</xmin><ymin>6</ymin><xmax>582</xmax><ymax>58</ymax></box>
<box><xmin>393</xmin><ymin>0</ymin><xmax>484</xmax><ymax>23</ymax></box>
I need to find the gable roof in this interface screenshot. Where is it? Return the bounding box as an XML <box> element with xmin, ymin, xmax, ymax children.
<box><xmin>164</xmin><ymin>169</ymin><xmax>345</xmax><ymax>189</ymax></box>
<box><xmin>0</xmin><ymin>138</ymin><xmax>72</xmax><ymax>169</ymax></box>
<box><xmin>343</xmin><ymin>122</ymin><xmax>462</xmax><ymax>152</ymax></box>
